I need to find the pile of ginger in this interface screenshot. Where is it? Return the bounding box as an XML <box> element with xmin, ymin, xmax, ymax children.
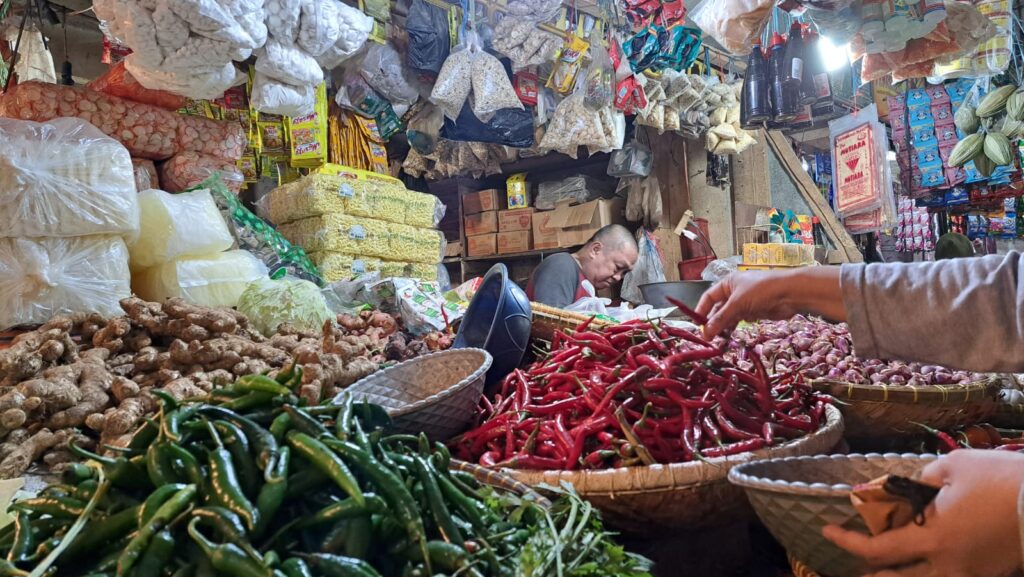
<box><xmin>0</xmin><ymin>297</ymin><xmax>450</xmax><ymax>479</ymax></box>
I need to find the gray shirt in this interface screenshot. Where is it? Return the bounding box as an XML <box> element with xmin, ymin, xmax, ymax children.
<box><xmin>527</xmin><ymin>252</ymin><xmax>585</xmax><ymax>308</ymax></box>
<box><xmin>841</xmin><ymin>251</ymin><xmax>1024</xmax><ymax>373</ymax></box>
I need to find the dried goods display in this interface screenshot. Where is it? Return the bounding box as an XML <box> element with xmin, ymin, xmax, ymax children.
<box><xmin>0</xmin><ymin>299</ymin><xmax>452</xmax><ymax>477</ymax></box>
<box><xmin>728</xmin><ymin>316</ymin><xmax>980</xmax><ymax>386</ymax></box>
<box><xmin>454</xmin><ymin>318</ymin><xmax>829</xmax><ymax>470</ymax></box>
<box><xmin>158</xmin><ymin>151</ymin><xmax>245</xmax><ymax>193</ymax></box>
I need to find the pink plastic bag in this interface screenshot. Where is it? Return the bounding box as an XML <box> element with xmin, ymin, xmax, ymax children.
<box><xmin>158</xmin><ymin>151</ymin><xmax>244</xmax><ymax>193</ymax></box>
<box><xmin>176</xmin><ymin>114</ymin><xmax>247</xmax><ymax>161</ymax></box>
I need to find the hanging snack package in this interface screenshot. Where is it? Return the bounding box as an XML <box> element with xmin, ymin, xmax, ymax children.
<box><xmin>689</xmin><ymin>0</ymin><xmax>773</xmax><ymax>55</ymax></box>
<box><xmin>287</xmin><ymin>83</ymin><xmax>329</xmax><ymax>168</ymax></box>
<box><xmin>514</xmin><ymin>72</ymin><xmax>541</xmax><ymax>106</ymax></box>
<box><xmin>471</xmin><ymin>47</ymin><xmax>524</xmax><ymax>122</ymax></box>
<box><xmin>829</xmin><ymin>104</ymin><xmax>890</xmax><ymax>219</ymax></box>
<box><xmin>547</xmin><ymin>35</ymin><xmax>590</xmax><ymax>95</ymax></box>
<box><xmin>406</xmin><ymin>0</ymin><xmax>450</xmax><ymax>76</ymax></box>
<box><xmin>608</xmin><ymin>137</ymin><xmax>653</xmax><ymax>177</ymax></box>
<box><xmin>430</xmin><ymin>35</ymin><xmax>476</xmax><ymax>120</ymax></box>
<box><xmin>358</xmin><ymin>42</ymin><xmax>420</xmax><ymax>106</ymax></box>
<box><xmin>335</xmin><ymin>74</ymin><xmax>389</xmax><ymax>118</ymax></box>
<box><xmin>584</xmin><ymin>43</ymin><xmax>614</xmax><ymax>110</ymax></box>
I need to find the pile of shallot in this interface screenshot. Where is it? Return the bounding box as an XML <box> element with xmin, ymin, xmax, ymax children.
<box><xmin>728</xmin><ymin>316</ymin><xmax>978</xmax><ymax>386</ymax></box>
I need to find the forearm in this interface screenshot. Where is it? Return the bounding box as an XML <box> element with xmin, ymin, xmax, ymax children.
<box><xmin>772</xmin><ymin>267</ymin><xmax>847</xmax><ymax>323</ymax></box>
<box><xmin>841</xmin><ymin>252</ymin><xmax>1024</xmax><ymax>372</ymax></box>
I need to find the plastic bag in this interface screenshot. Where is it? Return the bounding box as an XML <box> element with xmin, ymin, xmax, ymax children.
<box><xmin>251</xmin><ymin>73</ymin><xmax>315</xmax><ymax>117</ymax></box>
<box><xmin>829</xmin><ymin>104</ymin><xmax>891</xmax><ymax>219</ymax></box>
<box><xmin>159</xmin><ymin>151</ymin><xmax>245</xmax><ymax>194</ymax></box>
<box><xmin>621</xmin><ymin>229</ymin><xmax>666</xmax><ymax>305</ymax></box>
<box><xmin>358</xmin><ymin>43</ymin><xmax>420</xmax><ymax>106</ymax></box>
<box><xmin>538</xmin><ymin>93</ymin><xmax>605</xmax><ymax>158</ymax></box>
<box><xmin>297</xmin><ymin>0</ymin><xmax>342</xmax><ymax>56</ymax></box>
<box><xmin>430</xmin><ymin>35</ymin><xmax>476</xmax><ymax>120</ymax></box>
<box><xmin>255</xmin><ymin>39</ymin><xmax>325</xmax><ymax>87</ymax></box>
<box><xmin>88</xmin><ymin>62</ymin><xmax>187</xmax><ymax>110</ymax></box>
<box><xmin>470</xmin><ymin>50</ymin><xmax>523</xmax><ymax>121</ymax></box>
<box><xmin>608</xmin><ymin>138</ymin><xmax>653</xmax><ymax>177</ymax></box>
<box><xmin>406</xmin><ymin>103</ymin><xmax>444</xmax><ymax>154</ymax></box>
<box><xmin>689</xmin><ymin>0</ymin><xmax>774</xmax><ymax>55</ymax></box>
<box><xmin>930</xmin><ymin>0</ymin><xmax>1007</xmax><ymax>80</ymax></box>
<box><xmin>584</xmin><ymin>44</ymin><xmax>614</xmax><ymax>110</ymax></box>
<box><xmin>125</xmin><ymin>56</ymin><xmax>244</xmax><ymax>101</ymax></box>
<box><xmin>503</xmin><ymin>0</ymin><xmax>562</xmax><ymax>25</ymax></box>
<box><xmin>0</xmin><ymin>117</ymin><xmax>139</xmax><ymax>239</ymax></box>
<box><xmin>175</xmin><ymin>109</ymin><xmax>248</xmax><ymax>162</ymax></box>
<box><xmin>0</xmin><ymin>236</ymin><xmax>131</xmax><ymax>330</ymax></box>
<box><xmin>264</xmin><ymin>0</ymin><xmax>301</xmax><ymax>42</ymax></box>
<box><xmin>133</xmin><ymin>249</ymin><xmax>267</xmax><ymax>307</ymax></box>
<box><xmin>132</xmin><ymin>158</ymin><xmax>160</xmax><ymax>192</ymax></box>
<box><xmin>335</xmin><ymin>75</ymin><xmax>389</xmax><ymax>117</ymax></box>
<box><xmin>130</xmin><ymin>187</ymin><xmax>234</xmax><ymax>267</ymax></box>
<box><xmin>534</xmin><ymin>174</ymin><xmax>615</xmax><ymax>210</ymax></box>
<box><xmin>335</xmin><ymin>2</ymin><xmax>374</xmax><ymax>55</ymax></box>
<box><xmin>702</xmin><ymin>258</ymin><xmax>740</xmax><ymax>283</ymax></box>
<box><xmin>406</xmin><ymin>0</ymin><xmax>450</xmax><ymax>75</ymax></box>
<box><xmin>441</xmin><ymin>103</ymin><xmax>535</xmax><ymax>148</ymax></box>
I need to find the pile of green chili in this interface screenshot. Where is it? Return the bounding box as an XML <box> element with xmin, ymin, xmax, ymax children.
<box><xmin>0</xmin><ymin>366</ymin><xmax>652</xmax><ymax>577</ymax></box>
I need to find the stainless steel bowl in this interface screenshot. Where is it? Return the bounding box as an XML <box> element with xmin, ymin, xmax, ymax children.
<box><xmin>639</xmin><ymin>281</ymin><xmax>712</xmax><ymax>316</ymax></box>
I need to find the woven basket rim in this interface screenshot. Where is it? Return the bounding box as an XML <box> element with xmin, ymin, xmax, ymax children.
<box><xmin>338</xmin><ymin>348</ymin><xmax>491</xmax><ymax>419</ymax></box>
<box><xmin>995</xmin><ymin>402</ymin><xmax>1024</xmax><ymax>414</ymax></box>
<box><xmin>812</xmin><ymin>378</ymin><xmax>998</xmax><ymax>403</ymax></box>
<box><xmin>727</xmin><ymin>452</ymin><xmax>938</xmax><ymax>497</ymax></box>
<box><xmin>501</xmin><ymin>404</ymin><xmax>844</xmax><ymax>493</ymax></box>
<box><xmin>451</xmin><ymin>459</ymin><xmax>553</xmax><ymax>509</ymax></box>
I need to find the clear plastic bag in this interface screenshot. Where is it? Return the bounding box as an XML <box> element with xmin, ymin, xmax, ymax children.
<box><xmin>584</xmin><ymin>44</ymin><xmax>614</xmax><ymax>110</ymax></box>
<box><xmin>406</xmin><ymin>103</ymin><xmax>445</xmax><ymax>154</ymax></box>
<box><xmin>162</xmin><ymin>0</ymin><xmax>254</xmax><ymax>47</ymax></box>
<box><xmin>538</xmin><ymin>93</ymin><xmax>605</xmax><ymax>158</ymax></box>
<box><xmin>133</xmin><ymin>249</ymin><xmax>267</xmax><ymax>307</ymax></box>
<box><xmin>829</xmin><ymin>104</ymin><xmax>891</xmax><ymax>219</ymax></box>
<box><xmin>297</xmin><ymin>0</ymin><xmax>342</xmax><ymax>57</ymax></box>
<box><xmin>430</xmin><ymin>38</ymin><xmax>475</xmax><ymax>120</ymax></box>
<box><xmin>129</xmin><ymin>188</ymin><xmax>235</xmax><ymax>268</ymax></box>
<box><xmin>0</xmin><ymin>117</ymin><xmax>139</xmax><ymax>238</ymax></box>
<box><xmin>470</xmin><ymin>49</ymin><xmax>523</xmax><ymax>121</ymax></box>
<box><xmin>126</xmin><ymin>56</ymin><xmax>243</xmax><ymax>101</ymax></box>
<box><xmin>608</xmin><ymin>138</ymin><xmax>653</xmax><ymax>178</ymax></box>
<box><xmin>358</xmin><ymin>42</ymin><xmax>420</xmax><ymax>106</ymax></box>
<box><xmin>930</xmin><ymin>0</ymin><xmax>1007</xmax><ymax>80</ymax></box>
<box><xmin>89</xmin><ymin>62</ymin><xmax>188</xmax><ymax>110</ymax></box>
<box><xmin>690</xmin><ymin>0</ymin><xmax>774</xmax><ymax>55</ymax></box>
<box><xmin>264</xmin><ymin>0</ymin><xmax>301</xmax><ymax>43</ymax></box>
<box><xmin>0</xmin><ymin>236</ymin><xmax>131</xmax><ymax>330</ymax></box>
<box><xmin>132</xmin><ymin>158</ymin><xmax>160</xmax><ymax>192</ymax></box>
<box><xmin>250</xmin><ymin>73</ymin><xmax>315</xmax><ymax>117</ymax></box>
<box><xmin>701</xmin><ymin>258</ymin><xmax>739</xmax><ymax>283</ymax></box>
<box><xmin>335</xmin><ymin>2</ymin><xmax>374</xmax><ymax>55</ymax></box>
<box><xmin>534</xmin><ymin>174</ymin><xmax>615</xmax><ymax>210</ymax></box>
<box><xmin>255</xmin><ymin>38</ymin><xmax>324</xmax><ymax>87</ymax></box>
<box><xmin>158</xmin><ymin>151</ymin><xmax>245</xmax><ymax>194</ymax></box>
<box><xmin>621</xmin><ymin>230</ymin><xmax>665</xmax><ymax>305</ymax></box>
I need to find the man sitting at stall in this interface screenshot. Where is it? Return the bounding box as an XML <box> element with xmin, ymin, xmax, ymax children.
<box><xmin>526</xmin><ymin>224</ymin><xmax>638</xmax><ymax>308</ymax></box>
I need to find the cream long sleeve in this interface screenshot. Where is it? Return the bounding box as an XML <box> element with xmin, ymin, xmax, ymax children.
<box><xmin>840</xmin><ymin>252</ymin><xmax>1024</xmax><ymax>373</ymax></box>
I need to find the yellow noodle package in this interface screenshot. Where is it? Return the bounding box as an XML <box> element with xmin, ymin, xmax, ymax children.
<box><xmin>388</xmin><ymin>223</ymin><xmax>444</xmax><ymax>264</ymax></box>
<box><xmin>310</xmin><ymin>251</ymin><xmax>382</xmax><ymax>283</ymax></box>
<box><xmin>279</xmin><ymin>213</ymin><xmax>391</xmax><ymax>257</ymax></box>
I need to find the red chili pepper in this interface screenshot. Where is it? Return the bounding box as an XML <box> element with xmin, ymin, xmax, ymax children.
<box><xmin>663</xmin><ymin>348</ymin><xmax>721</xmax><ymax>373</ymax></box>
<box><xmin>522</xmin><ymin>397</ymin><xmax>585</xmax><ymax>416</ymax></box>
<box><xmin>913</xmin><ymin>422</ymin><xmax>960</xmax><ymax>452</ymax></box>
<box><xmin>701</xmin><ymin>438</ymin><xmax>766</xmax><ymax>458</ymax></box>
<box><xmin>665</xmin><ymin>296</ymin><xmax>709</xmax><ymax>325</ymax></box>
<box><xmin>635</xmin><ymin>354</ymin><xmax>666</xmax><ymax>374</ymax></box>
<box><xmin>662</xmin><ymin>325</ymin><xmax>715</xmax><ymax>348</ymax></box>
<box><xmin>479</xmin><ymin>451</ymin><xmax>499</xmax><ymax>467</ymax></box>
<box><xmin>772</xmin><ymin>411</ymin><xmax>815</xmax><ymax>432</ymax></box>
<box><xmin>590</xmin><ymin>367</ymin><xmax>650</xmax><ymax>418</ymax></box>
<box><xmin>574</xmin><ymin>315</ymin><xmax>596</xmax><ymax>334</ymax></box>
<box><xmin>496</xmin><ymin>455</ymin><xmax>566</xmax><ymax>469</ymax></box>
<box><xmin>701</xmin><ymin>412</ymin><xmax>723</xmax><ymax>446</ymax></box>
<box><xmin>714</xmin><ymin>405</ymin><xmax>760</xmax><ymax>441</ymax></box>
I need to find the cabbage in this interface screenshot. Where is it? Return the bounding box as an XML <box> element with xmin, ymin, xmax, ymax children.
<box><xmin>237</xmin><ymin>277</ymin><xmax>334</xmax><ymax>336</ymax></box>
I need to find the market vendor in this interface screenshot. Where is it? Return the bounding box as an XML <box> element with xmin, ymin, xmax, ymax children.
<box><xmin>697</xmin><ymin>253</ymin><xmax>1024</xmax><ymax>577</ymax></box>
<box><xmin>525</xmin><ymin>224</ymin><xmax>638</xmax><ymax>308</ymax></box>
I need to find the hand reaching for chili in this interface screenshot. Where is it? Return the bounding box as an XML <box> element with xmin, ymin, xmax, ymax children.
<box><xmin>823</xmin><ymin>450</ymin><xmax>1024</xmax><ymax>577</ymax></box>
<box><xmin>695</xmin><ymin>268</ymin><xmax>848</xmax><ymax>338</ymax></box>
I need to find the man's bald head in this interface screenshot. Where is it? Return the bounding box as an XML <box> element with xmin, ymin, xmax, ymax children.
<box><xmin>575</xmin><ymin>224</ymin><xmax>639</xmax><ymax>290</ymax></box>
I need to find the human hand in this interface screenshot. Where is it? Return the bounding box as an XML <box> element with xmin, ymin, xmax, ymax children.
<box><xmin>822</xmin><ymin>450</ymin><xmax>1024</xmax><ymax>577</ymax></box>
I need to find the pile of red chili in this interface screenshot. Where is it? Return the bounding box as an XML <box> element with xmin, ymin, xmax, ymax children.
<box><xmin>452</xmin><ymin>317</ymin><xmax>831</xmax><ymax>470</ymax></box>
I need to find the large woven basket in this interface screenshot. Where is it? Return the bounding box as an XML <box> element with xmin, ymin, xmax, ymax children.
<box><xmin>501</xmin><ymin>404</ymin><xmax>844</xmax><ymax>535</ymax></box>
<box><xmin>813</xmin><ymin>380</ymin><xmax>998</xmax><ymax>438</ymax></box>
<box><xmin>529</xmin><ymin>302</ymin><xmax>613</xmax><ymax>341</ymax></box>
<box><xmin>990</xmin><ymin>402</ymin><xmax>1024</xmax><ymax>429</ymax></box>
<box><xmin>338</xmin><ymin>348</ymin><xmax>491</xmax><ymax>441</ymax></box>
<box><xmin>452</xmin><ymin>460</ymin><xmax>551</xmax><ymax>509</ymax></box>
<box><xmin>729</xmin><ymin>453</ymin><xmax>937</xmax><ymax>577</ymax></box>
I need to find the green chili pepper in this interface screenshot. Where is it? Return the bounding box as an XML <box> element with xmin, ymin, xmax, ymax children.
<box><xmin>296</xmin><ymin>494</ymin><xmax>386</xmax><ymax>529</ymax></box>
<box><xmin>286</xmin><ymin>432</ymin><xmax>363</xmax><ymax>506</ymax></box>
<box><xmin>235</xmin><ymin>375</ymin><xmax>293</xmax><ymax>397</ymax></box>
<box><xmin>197</xmin><ymin>407</ymin><xmax>279</xmax><ymax>473</ymax></box>
<box><xmin>214</xmin><ymin>420</ymin><xmax>259</xmax><ymax>497</ymax></box>
<box><xmin>116</xmin><ymin>484</ymin><xmax>197</xmax><ymax>577</ymax></box>
<box><xmin>334</xmin><ymin>399</ymin><xmax>354</xmax><ymax>441</ymax></box>
<box><xmin>68</xmin><ymin>444</ymin><xmax>150</xmax><ymax>490</ymax></box>
<box><xmin>411</xmin><ymin>457</ymin><xmax>463</xmax><ymax>545</ymax></box>
<box><xmin>129</xmin><ymin>529</ymin><xmax>175</xmax><ymax>577</ymax></box>
<box><xmin>435</xmin><ymin>474</ymin><xmax>493</xmax><ymax>532</ymax></box>
<box><xmin>280</xmin><ymin>559</ymin><xmax>313</xmax><ymax>577</ymax></box>
<box><xmin>322</xmin><ymin>439</ymin><xmax>429</xmax><ymax>573</ymax></box>
<box><xmin>402</xmin><ymin>541</ymin><xmax>470</xmax><ymax>573</ymax></box>
<box><xmin>275</xmin><ymin>363</ymin><xmax>295</xmax><ymax>385</ymax></box>
<box><xmin>282</xmin><ymin>406</ymin><xmax>330</xmax><ymax>438</ymax></box>
<box><xmin>284</xmin><ymin>468</ymin><xmax>328</xmax><ymax>499</ymax></box>
<box><xmin>138</xmin><ymin>484</ymin><xmax>187</xmax><ymax>527</ymax></box>
<box><xmin>145</xmin><ymin>443</ymin><xmax>180</xmax><ymax>488</ymax></box>
<box><xmin>192</xmin><ymin>507</ymin><xmax>262</xmax><ymax>561</ymax></box>
<box><xmin>62</xmin><ymin>504</ymin><xmax>141</xmax><ymax>560</ymax></box>
<box><xmin>164</xmin><ymin>443</ymin><xmax>205</xmax><ymax>490</ymax></box>
<box><xmin>253</xmin><ymin>446</ymin><xmax>290</xmax><ymax>539</ymax></box>
<box><xmin>161</xmin><ymin>405</ymin><xmax>199</xmax><ymax>445</ymax></box>
<box><xmin>205</xmin><ymin>422</ymin><xmax>259</xmax><ymax>532</ymax></box>
<box><xmin>342</xmin><ymin>516</ymin><xmax>372</xmax><ymax>559</ymax></box>
<box><xmin>187</xmin><ymin>519</ymin><xmax>271</xmax><ymax>577</ymax></box>
<box><xmin>152</xmin><ymin>390</ymin><xmax>179</xmax><ymax>412</ymax></box>
<box><xmin>301</xmin><ymin>554</ymin><xmax>382</xmax><ymax>577</ymax></box>
<box><xmin>220</xmin><ymin>392</ymin><xmax>276</xmax><ymax>412</ymax></box>
<box><xmin>62</xmin><ymin>463</ymin><xmax>98</xmax><ymax>484</ymax></box>
<box><xmin>10</xmin><ymin>496</ymin><xmax>86</xmax><ymax>518</ymax></box>
<box><xmin>126</xmin><ymin>419</ymin><xmax>160</xmax><ymax>453</ymax></box>
<box><xmin>269</xmin><ymin>413</ymin><xmax>292</xmax><ymax>441</ymax></box>
<box><xmin>6</xmin><ymin>511</ymin><xmax>34</xmax><ymax>563</ymax></box>
<box><xmin>169</xmin><ymin>562</ymin><xmax>196</xmax><ymax>577</ymax></box>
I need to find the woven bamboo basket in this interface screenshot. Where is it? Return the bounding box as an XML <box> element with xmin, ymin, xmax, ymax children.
<box><xmin>729</xmin><ymin>453</ymin><xmax>936</xmax><ymax>577</ymax></box>
<box><xmin>453</xmin><ymin>460</ymin><xmax>551</xmax><ymax>509</ymax></box>
<box><xmin>812</xmin><ymin>380</ymin><xmax>999</xmax><ymax>438</ymax></box>
<box><xmin>990</xmin><ymin>402</ymin><xmax>1024</xmax><ymax>429</ymax></box>
<box><xmin>529</xmin><ymin>302</ymin><xmax>613</xmax><ymax>341</ymax></box>
<box><xmin>337</xmin><ymin>348</ymin><xmax>491</xmax><ymax>441</ymax></box>
<box><xmin>789</xmin><ymin>553</ymin><xmax>822</xmax><ymax>577</ymax></box>
<box><xmin>500</xmin><ymin>405</ymin><xmax>844</xmax><ymax>535</ymax></box>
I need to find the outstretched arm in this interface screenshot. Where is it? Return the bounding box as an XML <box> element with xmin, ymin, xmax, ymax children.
<box><xmin>696</xmin><ymin>252</ymin><xmax>1024</xmax><ymax>373</ymax></box>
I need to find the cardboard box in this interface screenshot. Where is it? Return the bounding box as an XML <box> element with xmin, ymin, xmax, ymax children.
<box><xmin>466</xmin><ymin>234</ymin><xmax>497</xmax><ymax>257</ymax></box>
<box><xmin>462</xmin><ymin>189</ymin><xmax>501</xmax><ymax>214</ymax></box>
<box><xmin>532</xmin><ymin>211</ymin><xmax>559</xmax><ymax>250</ymax></box>
<box><xmin>547</xmin><ymin>198</ymin><xmax>627</xmax><ymax>247</ymax></box>
<box><xmin>498</xmin><ymin>208</ymin><xmax>534</xmax><ymax>232</ymax></box>
<box><xmin>464</xmin><ymin>211</ymin><xmax>497</xmax><ymax>236</ymax></box>
<box><xmin>742</xmin><ymin>243</ymin><xmax>815</xmax><ymax>266</ymax></box>
<box><xmin>444</xmin><ymin>241</ymin><xmax>462</xmax><ymax>258</ymax></box>
<box><xmin>497</xmin><ymin>230</ymin><xmax>532</xmax><ymax>254</ymax></box>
